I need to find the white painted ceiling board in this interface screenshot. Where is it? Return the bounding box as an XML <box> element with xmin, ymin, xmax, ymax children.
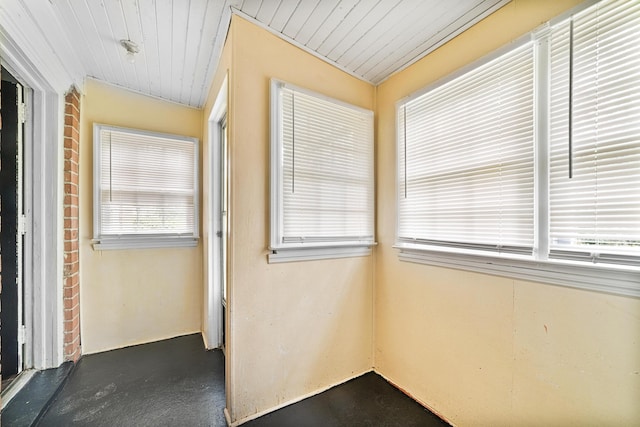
<box><xmin>305</xmin><ymin>0</ymin><xmax>360</xmax><ymax>52</ymax></box>
<box><xmin>101</xmin><ymin>0</ymin><xmax>136</xmax><ymax>88</ymax></box>
<box><xmin>9</xmin><ymin>0</ymin><xmax>510</xmax><ymax>107</ymax></box>
<box><xmin>339</xmin><ymin>0</ymin><xmax>425</xmax><ymax>71</ymax></box>
<box><xmin>169</xmin><ymin>1</ymin><xmax>190</xmax><ymax>103</ymax></box>
<box><xmin>325</xmin><ymin>0</ymin><xmax>403</xmax><ymax>62</ymax></box>
<box><xmin>0</xmin><ymin>0</ymin><xmax>85</xmax><ymax>92</ymax></box>
<box><xmin>137</xmin><ymin>1</ymin><xmax>162</xmax><ymax>97</ymax></box>
<box><xmin>20</xmin><ymin>1</ymin><xmax>87</xmax><ymax>83</ymax></box>
<box><xmin>255</xmin><ymin>0</ymin><xmax>281</xmax><ymax>24</ymax></box>
<box><xmin>316</xmin><ymin>0</ymin><xmax>383</xmax><ymax>58</ymax></box>
<box><xmin>85</xmin><ymin>1</ymin><xmax>127</xmax><ymax>87</ymax></box>
<box><xmin>240</xmin><ymin>0</ymin><xmax>264</xmax><ymax>18</ymax></box>
<box><xmin>281</xmin><ymin>0</ymin><xmax>322</xmax><ymax>39</ymax></box>
<box><xmin>125</xmin><ymin>1</ymin><xmax>152</xmax><ymax>93</ymax></box>
<box><xmin>362</xmin><ymin>0</ymin><xmax>509</xmax><ymax>82</ymax></box>
<box><xmin>289</xmin><ymin>0</ymin><xmax>340</xmax><ymax>45</ymax></box>
<box><xmin>154</xmin><ymin>0</ymin><xmax>174</xmax><ymax>101</ymax></box>
<box><xmin>53</xmin><ymin>1</ymin><xmax>105</xmax><ymax>82</ymax></box>
<box><xmin>353</xmin><ymin>1</ymin><xmax>462</xmax><ymax>81</ymax></box>
<box><xmin>269</xmin><ymin>1</ymin><xmax>303</xmax><ymax>33</ymax></box>
<box><xmin>187</xmin><ymin>1</ymin><xmax>227</xmax><ymax>106</ymax></box>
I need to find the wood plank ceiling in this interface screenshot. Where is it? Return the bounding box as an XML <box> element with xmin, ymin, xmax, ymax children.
<box><xmin>48</xmin><ymin>0</ymin><xmax>509</xmax><ymax>108</ymax></box>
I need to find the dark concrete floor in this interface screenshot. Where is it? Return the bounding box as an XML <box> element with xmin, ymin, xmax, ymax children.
<box><xmin>22</xmin><ymin>334</ymin><xmax>448</xmax><ymax>427</ymax></box>
<box><xmin>244</xmin><ymin>372</ymin><xmax>450</xmax><ymax>427</ymax></box>
<box><xmin>37</xmin><ymin>334</ymin><xmax>226</xmax><ymax>427</ymax></box>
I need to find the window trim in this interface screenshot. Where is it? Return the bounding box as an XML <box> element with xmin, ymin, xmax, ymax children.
<box><xmin>394</xmin><ymin>0</ymin><xmax>640</xmax><ymax>297</ymax></box>
<box><xmin>92</xmin><ymin>123</ymin><xmax>200</xmax><ymax>250</ymax></box>
<box><xmin>268</xmin><ymin>245</ymin><xmax>373</xmax><ymax>264</ymax></box>
<box><xmin>397</xmin><ymin>244</ymin><xmax>640</xmax><ymax>298</ymax></box>
<box><xmin>269</xmin><ymin>79</ymin><xmax>375</xmax><ymax>262</ymax></box>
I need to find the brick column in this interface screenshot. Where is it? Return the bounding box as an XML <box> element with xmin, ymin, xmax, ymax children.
<box><xmin>63</xmin><ymin>87</ymin><xmax>81</xmax><ymax>362</ymax></box>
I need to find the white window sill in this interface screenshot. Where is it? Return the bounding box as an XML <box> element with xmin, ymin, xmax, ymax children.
<box><xmin>396</xmin><ymin>244</ymin><xmax>640</xmax><ymax>298</ymax></box>
<box><xmin>268</xmin><ymin>244</ymin><xmax>374</xmax><ymax>263</ymax></box>
<box><xmin>92</xmin><ymin>237</ymin><xmax>198</xmax><ymax>250</ymax></box>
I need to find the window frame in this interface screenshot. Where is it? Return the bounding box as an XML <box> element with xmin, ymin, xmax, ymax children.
<box><xmin>92</xmin><ymin>123</ymin><xmax>200</xmax><ymax>250</ymax></box>
<box><xmin>394</xmin><ymin>0</ymin><xmax>640</xmax><ymax>298</ymax></box>
<box><xmin>269</xmin><ymin>79</ymin><xmax>375</xmax><ymax>263</ymax></box>
<box><xmin>396</xmin><ymin>39</ymin><xmax>536</xmax><ymax>255</ymax></box>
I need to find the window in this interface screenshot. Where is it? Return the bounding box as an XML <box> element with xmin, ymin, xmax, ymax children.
<box><xmin>270</xmin><ymin>79</ymin><xmax>374</xmax><ymax>262</ymax></box>
<box><xmin>93</xmin><ymin>124</ymin><xmax>199</xmax><ymax>249</ymax></box>
<box><xmin>397</xmin><ymin>42</ymin><xmax>535</xmax><ymax>254</ymax></box>
<box><xmin>396</xmin><ymin>0</ymin><xmax>640</xmax><ymax>296</ymax></box>
<box><xmin>548</xmin><ymin>0</ymin><xmax>640</xmax><ymax>266</ymax></box>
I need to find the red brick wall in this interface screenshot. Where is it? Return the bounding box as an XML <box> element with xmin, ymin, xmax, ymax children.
<box><xmin>63</xmin><ymin>87</ymin><xmax>81</xmax><ymax>362</ymax></box>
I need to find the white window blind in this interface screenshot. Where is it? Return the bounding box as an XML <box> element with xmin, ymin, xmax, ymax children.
<box><xmin>93</xmin><ymin>124</ymin><xmax>199</xmax><ymax>248</ymax></box>
<box><xmin>549</xmin><ymin>0</ymin><xmax>640</xmax><ymax>265</ymax></box>
<box><xmin>270</xmin><ymin>80</ymin><xmax>374</xmax><ymax>252</ymax></box>
<box><xmin>397</xmin><ymin>43</ymin><xmax>535</xmax><ymax>254</ymax></box>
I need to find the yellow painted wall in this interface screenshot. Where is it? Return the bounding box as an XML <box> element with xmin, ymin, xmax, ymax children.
<box><xmin>76</xmin><ymin>2</ymin><xmax>640</xmax><ymax>425</ymax></box>
<box><xmin>216</xmin><ymin>16</ymin><xmax>376</xmax><ymax>424</ymax></box>
<box><xmin>375</xmin><ymin>1</ymin><xmax>640</xmax><ymax>426</ymax></box>
<box><xmin>79</xmin><ymin>79</ymin><xmax>203</xmax><ymax>354</ymax></box>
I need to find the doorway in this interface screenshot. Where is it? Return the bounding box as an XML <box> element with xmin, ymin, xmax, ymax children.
<box><xmin>205</xmin><ymin>76</ymin><xmax>228</xmax><ymax>351</ymax></box>
<box><xmin>219</xmin><ymin>115</ymin><xmax>228</xmax><ymax>350</ymax></box>
<box><xmin>1</xmin><ymin>38</ymin><xmax>66</xmax><ymax>381</ymax></box>
<box><xmin>1</xmin><ymin>67</ymin><xmax>26</xmax><ymax>389</ymax></box>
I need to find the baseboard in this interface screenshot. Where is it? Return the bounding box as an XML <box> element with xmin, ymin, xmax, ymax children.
<box><xmin>229</xmin><ymin>368</ymin><xmax>374</xmax><ymax>426</ymax></box>
<box><xmin>224</xmin><ymin>407</ymin><xmax>232</xmax><ymax>426</ymax></box>
<box><xmin>374</xmin><ymin>370</ymin><xmax>455</xmax><ymax>427</ymax></box>
<box><xmin>82</xmin><ymin>331</ymin><xmax>202</xmax><ymax>355</ymax></box>
<box><xmin>201</xmin><ymin>331</ymin><xmax>211</xmax><ymax>350</ymax></box>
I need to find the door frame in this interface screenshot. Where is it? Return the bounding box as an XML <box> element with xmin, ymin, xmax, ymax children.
<box><xmin>1</xmin><ymin>32</ymin><xmax>65</xmax><ymax>371</ymax></box>
<box><xmin>204</xmin><ymin>75</ymin><xmax>228</xmax><ymax>349</ymax></box>
<box><xmin>16</xmin><ymin>80</ymin><xmax>25</xmax><ymax>374</ymax></box>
